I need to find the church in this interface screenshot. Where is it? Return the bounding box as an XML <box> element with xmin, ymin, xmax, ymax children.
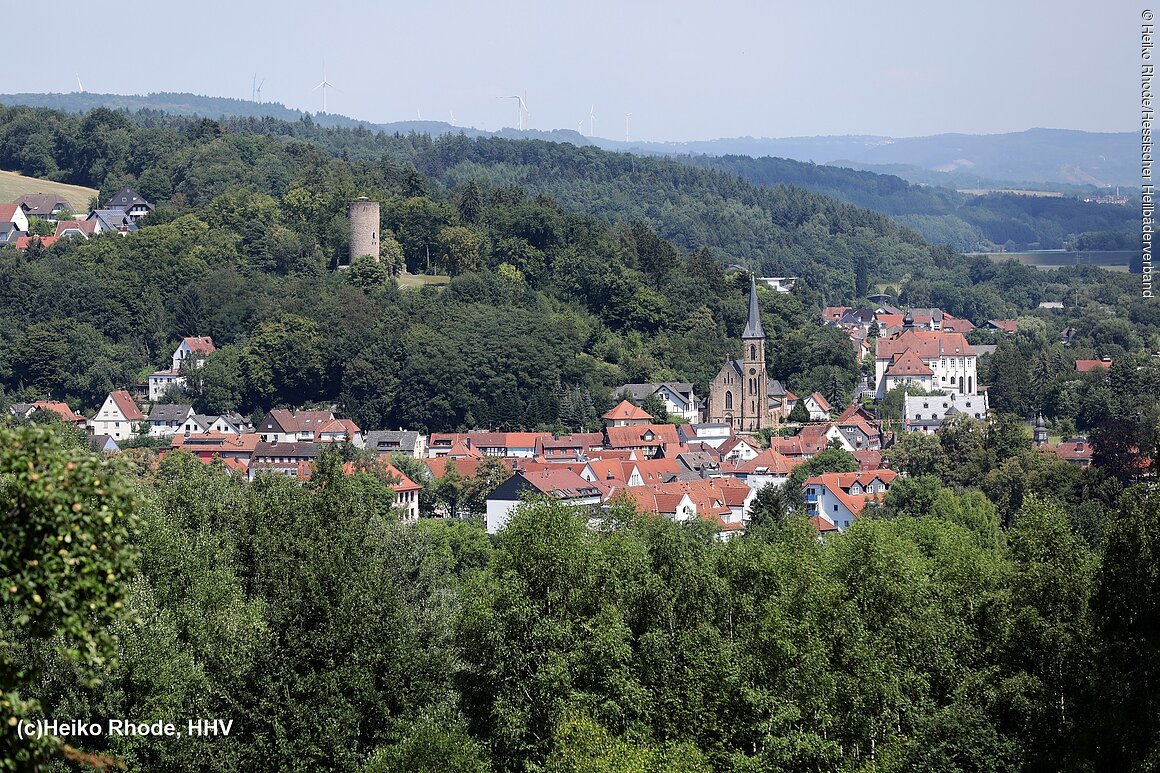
<box><xmin>706</xmin><ymin>277</ymin><xmax>780</xmax><ymax>432</ymax></box>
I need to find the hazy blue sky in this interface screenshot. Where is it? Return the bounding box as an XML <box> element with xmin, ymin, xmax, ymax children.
<box><xmin>7</xmin><ymin>0</ymin><xmax>1137</xmax><ymax>141</ymax></box>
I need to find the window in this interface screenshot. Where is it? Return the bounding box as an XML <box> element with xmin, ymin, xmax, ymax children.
<box><xmin>749</xmin><ymin>344</ymin><xmax>756</xmax><ymax>360</ymax></box>
<box><xmin>725</xmin><ymin>391</ymin><xmax>733</xmax><ymax>410</ymax></box>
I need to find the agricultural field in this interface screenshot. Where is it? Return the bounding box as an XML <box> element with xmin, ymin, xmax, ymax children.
<box><xmin>0</xmin><ymin>169</ymin><xmax>97</xmax><ymax>211</ymax></box>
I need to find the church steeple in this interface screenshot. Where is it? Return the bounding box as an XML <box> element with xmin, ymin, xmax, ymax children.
<box><xmin>743</xmin><ymin>275</ymin><xmax>765</xmax><ymax>339</ymax></box>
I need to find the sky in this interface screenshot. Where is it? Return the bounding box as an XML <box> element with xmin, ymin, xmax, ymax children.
<box><xmin>4</xmin><ymin>0</ymin><xmax>1139</xmax><ymax>142</ymax></box>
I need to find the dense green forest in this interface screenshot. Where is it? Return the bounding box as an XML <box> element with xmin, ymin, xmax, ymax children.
<box><xmin>0</xmin><ymin>105</ymin><xmax>1150</xmax><ymax>434</ymax></box>
<box><xmin>4</xmin><ymin>424</ymin><xmax>1160</xmax><ymax>772</ymax></box>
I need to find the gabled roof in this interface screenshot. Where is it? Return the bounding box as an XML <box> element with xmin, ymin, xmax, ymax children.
<box><xmin>735</xmin><ymin>448</ymin><xmax>798</xmax><ymax>475</ymax></box>
<box><xmin>514</xmin><ymin>469</ymin><xmax>603</xmax><ymax>499</ymax></box>
<box><xmin>53</xmin><ymin>219</ymin><xmax>97</xmax><ymax>237</ymax></box>
<box><xmin>104</xmin><ymin>187</ymin><xmax>153</xmax><ymax>211</ymax></box>
<box><xmin>424</xmin><ymin>456</ymin><xmax>509</xmax><ymax>479</ymax></box>
<box><xmin>317</xmin><ymin>418</ymin><xmax>362</xmax><ymax>438</ymax></box>
<box><xmin>1075</xmin><ymin>358</ymin><xmax>1113</xmax><ymax>372</ymax></box>
<box><xmin>105</xmin><ymin>390</ymin><xmax>143</xmax><ymax>420</ymax></box>
<box><xmin>170</xmin><ymin>432</ymin><xmax>262</xmax><ymax>454</ymax></box>
<box><xmin>16</xmin><ymin>193</ymin><xmax>74</xmax><ymax>215</ymax></box>
<box><xmin>181</xmin><ymin>336</ymin><xmax>216</xmax><ymax>355</ymax></box>
<box><xmin>28</xmin><ymin>400</ymin><xmax>86</xmax><ymax>424</ymax></box>
<box><xmin>988</xmin><ymin>319</ymin><xmax>1019</xmax><ymax>333</ymax></box>
<box><xmin>885</xmin><ymin>349</ymin><xmax>934</xmax><ymax>377</ymax></box>
<box><xmin>808</xmin><ymin>391</ymin><xmax>832</xmax><ymax>412</ymax></box>
<box><xmin>147</xmin><ymin>403</ymin><xmax>193</xmax><ymax>422</ymax></box>
<box><xmin>0</xmin><ymin>203</ymin><xmax>20</xmax><ymax>223</ymax></box>
<box><xmin>602</xmin><ymin>400</ymin><xmax>654</xmax><ymax>422</ymax></box>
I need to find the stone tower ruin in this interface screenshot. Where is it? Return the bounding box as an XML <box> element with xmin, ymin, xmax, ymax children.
<box><xmin>348</xmin><ymin>197</ymin><xmax>380</xmax><ymax>264</ymax></box>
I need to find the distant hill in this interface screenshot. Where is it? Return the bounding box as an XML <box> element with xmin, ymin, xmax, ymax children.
<box><xmin>0</xmin><ymin>92</ymin><xmax>1134</xmax><ymax>188</ymax></box>
<box><xmin>0</xmin><ymin>169</ymin><xmax>97</xmax><ymax>211</ymax></box>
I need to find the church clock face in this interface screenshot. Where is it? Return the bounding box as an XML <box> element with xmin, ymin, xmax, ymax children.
<box><xmin>749</xmin><ymin>368</ymin><xmax>756</xmax><ymax>375</ymax></box>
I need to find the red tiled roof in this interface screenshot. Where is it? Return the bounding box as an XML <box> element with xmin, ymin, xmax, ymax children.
<box><xmin>885</xmin><ymin>349</ymin><xmax>934</xmax><ymax>377</ymax></box>
<box><xmin>424</xmin><ymin>457</ymin><xmax>511</xmax><ymax>479</ymax></box>
<box><xmin>170</xmin><ymin>431</ymin><xmax>262</xmax><ymax>454</ymax></box>
<box><xmin>811</xmin><ymin>515</ymin><xmax>840</xmax><ymax>532</ymax></box>
<box><xmin>53</xmin><ymin>219</ymin><xmax>97</xmax><ymax>237</ymax></box>
<box><xmin>1075</xmin><ymin>359</ymin><xmax>1113</xmax><ymax>372</ymax></box>
<box><xmin>317</xmin><ymin>418</ymin><xmax>362</xmax><ymax>439</ymax></box>
<box><xmin>342</xmin><ymin>460</ymin><xmax>422</xmax><ymax>492</ymax></box>
<box><xmin>735</xmin><ymin>448</ymin><xmax>799</xmax><ymax>475</ymax></box>
<box><xmin>182</xmin><ymin>336</ymin><xmax>216</xmax><ymax>355</ymax></box>
<box><xmin>852</xmin><ymin>449</ymin><xmax>883</xmax><ymax>471</ymax></box>
<box><xmin>605</xmin><ymin>423</ymin><xmax>682</xmax><ymax>450</ymax></box>
<box><xmin>31</xmin><ymin>400</ymin><xmax>85</xmax><ymax>424</ymax></box>
<box><xmin>14</xmin><ymin>235</ymin><xmax>59</xmax><ymax>249</ymax></box>
<box><xmin>520</xmin><ymin>468</ymin><xmax>602</xmax><ymax>498</ymax></box>
<box><xmin>809</xmin><ymin>391</ymin><xmax>832</xmax><ymax>412</ymax></box>
<box><xmin>0</xmin><ymin>204</ymin><xmax>19</xmax><ymax>222</ymax></box>
<box><xmin>108</xmin><ymin>390</ymin><xmax>143</xmax><ymax>420</ymax></box>
<box><xmin>602</xmin><ymin>399</ymin><xmax>654</xmax><ymax>421</ymax></box>
<box><xmin>988</xmin><ymin>319</ymin><xmax>1019</xmax><ymax>333</ymax></box>
<box><xmin>630</xmin><ymin>458</ymin><xmax>683</xmax><ymax>484</ymax></box>
<box><xmin>876</xmin><ymin>328</ymin><xmax>974</xmax><ymax>361</ymax></box>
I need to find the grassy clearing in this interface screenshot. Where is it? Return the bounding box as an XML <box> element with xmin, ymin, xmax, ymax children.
<box><xmin>0</xmin><ymin>169</ymin><xmax>98</xmax><ymax>211</ymax></box>
<box><xmin>397</xmin><ymin>273</ymin><xmax>451</xmax><ymax>289</ymax></box>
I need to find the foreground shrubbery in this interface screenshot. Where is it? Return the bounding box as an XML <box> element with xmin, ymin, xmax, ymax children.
<box><xmin>4</xmin><ymin>427</ymin><xmax>1159</xmax><ymax>771</ymax></box>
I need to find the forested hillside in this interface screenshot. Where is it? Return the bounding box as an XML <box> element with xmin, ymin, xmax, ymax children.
<box><xmin>0</xmin><ymin>105</ymin><xmax>1150</xmax><ymax>431</ymax></box>
<box><xmin>681</xmin><ymin>154</ymin><xmax>1139</xmax><ymax>252</ymax></box>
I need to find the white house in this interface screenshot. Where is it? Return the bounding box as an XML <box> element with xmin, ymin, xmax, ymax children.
<box><xmin>147</xmin><ymin>337</ymin><xmax>217</xmax><ymax>401</ymax></box>
<box><xmin>613</xmin><ymin>383</ymin><xmax>701</xmax><ymax>424</ymax></box>
<box><xmin>89</xmin><ymin>390</ymin><xmax>145</xmax><ymax>441</ymax></box>
<box><xmin>803</xmin><ymin>392</ymin><xmax>832</xmax><ymax>421</ymax></box>
<box><xmin>678</xmin><ymin>423</ymin><xmax>733</xmax><ymax>449</ymax></box>
<box><xmin>146</xmin><ymin>404</ymin><xmax>195</xmax><ymax>437</ymax></box>
<box><xmin>485</xmin><ymin>470</ymin><xmax>603</xmax><ymax>534</ymax></box>
<box><xmin>733</xmin><ymin>449</ymin><xmax>799</xmax><ymax>491</ymax></box>
<box><xmin>804</xmin><ymin>470</ymin><xmax>897</xmax><ymax>531</ymax></box>
<box><xmin>171</xmin><ymin>336</ymin><xmax>216</xmax><ymax>371</ymax></box>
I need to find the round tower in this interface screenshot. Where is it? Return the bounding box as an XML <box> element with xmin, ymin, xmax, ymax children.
<box><xmin>348</xmin><ymin>197</ymin><xmax>380</xmax><ymax>265</ymax></box>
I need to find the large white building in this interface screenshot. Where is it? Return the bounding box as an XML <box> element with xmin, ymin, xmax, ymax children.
<box><xmin>874</xmin><ymin>315</ymin><xmax>977</xmax><ymax>399</ymax></box>
<box><xmin>903</xmin><ymin>392</ymin><xmax>990</xmax><ymax>434</ymax></box>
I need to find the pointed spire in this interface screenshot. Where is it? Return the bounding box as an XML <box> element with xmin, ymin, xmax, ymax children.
<box><xmin>743</xmin><ymin>274</ymin><xmax>765</xmax><ymax>339</ymax></box>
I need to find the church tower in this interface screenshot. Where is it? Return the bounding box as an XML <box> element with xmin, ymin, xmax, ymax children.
<box><xmin>740</xmin><ymin>276</ymin><xmax>768</xmax><ymax>431</ymax></box>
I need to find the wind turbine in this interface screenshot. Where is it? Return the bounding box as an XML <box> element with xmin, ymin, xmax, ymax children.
<box><xmin>625</xmin><ymin>112</ymin><xmax>632</xmax><ymax>142</ymax></box>
<box><xmin>577</xmin><ymin>119</ymin><xmax>585</xmax><ymax>135</ymax></box>
<box><xmin>314</xmin><ymin>61</ymin><xmax>336</xmax><ymax>113</ymax></box>
<box><xmin>251</xmin><ymin>73</ymin><xmax>257</xmax><ymax>102</ymax></box>
<box><xmin>588</xmin><ymin>105</ymin><xmax>596</xmax><ymax>137</ymax></box>
<box><xmin>75</xmin><ymin>73</ymin><xmax>84</xmax><ymax>93</ymax></box>
<box><xmin>497</xmin><ymin>95</ymin><xmax>526</xmax><ymax>130</ymax></box>
<box><xmin>450</xmin><ymin>109</ymin><xmax>457</xmax><ymax>126</ymax></box>
<box><xmin>256</xmin><ymin>78</ymin><xmax>265</xmax><ymax>103</ymax></box>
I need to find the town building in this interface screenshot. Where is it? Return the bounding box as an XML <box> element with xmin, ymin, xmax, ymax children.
<box><xmin>706</xmin><ymin>277</ymin><xmax>778</xmax><ymax>431</ymax></box>
<box><xmin>874</xmin><ymin>313</ymin><xmax>977</xmax><ymax>398</ymax></box>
